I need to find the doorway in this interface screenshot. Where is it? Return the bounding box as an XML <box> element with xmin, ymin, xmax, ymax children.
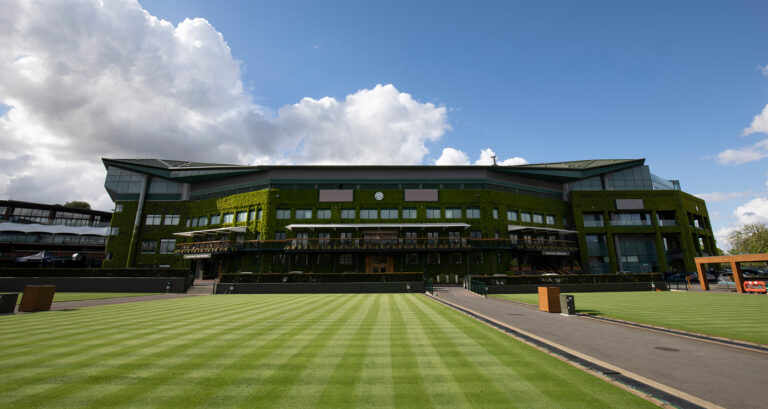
<box><xmin>366</xmin><ymin>255</ymin><xmax>393</xmax><ymax>273</ymax></box>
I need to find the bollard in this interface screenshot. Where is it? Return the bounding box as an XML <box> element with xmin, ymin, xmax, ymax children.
<box><xmin>560</xmin><ymin>294</ymin><xmax>575</xmax><ymax>316</ymax></box>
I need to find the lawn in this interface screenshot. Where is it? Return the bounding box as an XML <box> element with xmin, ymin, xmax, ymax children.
<box><xmin>492</xmin><ymin>291</ymin><xmax>768</xmax><ymax>345</ymax></box>
<box><xmin>0</xmin><ymin>294</ymin><xmax>654</xmax><ymax>408</ymax></box>
<box><xmin>14</xmin><ymin>292</ymin><xmax>159</xmax><ymax>304</ymax></box>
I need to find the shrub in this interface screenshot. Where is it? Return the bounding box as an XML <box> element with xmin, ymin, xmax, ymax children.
<box><xmin>0</xmin><ymin>268</ymin><xmax>189</xmax><ymax>278</ymax></box>
<box><xmin>220</xmin><ymin>273</ymin><xmax>423</xmax><ymax>283</ymax></box>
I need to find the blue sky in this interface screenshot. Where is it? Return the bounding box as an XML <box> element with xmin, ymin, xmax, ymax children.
<box><xmin>2</xmin><ymin>0</ymin><xmax>768</xmax><ymax>247</ymax></box>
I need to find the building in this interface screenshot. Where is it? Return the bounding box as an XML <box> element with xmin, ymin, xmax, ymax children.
<box><xmin>0</xmin><ymin>200</ymin><xmax>112</xmax><ymax>267</ymax></box>
<box><xmin>101</xmin><ymin>158</ymin><xmax>715</xmax><ymax>278</ymax></box>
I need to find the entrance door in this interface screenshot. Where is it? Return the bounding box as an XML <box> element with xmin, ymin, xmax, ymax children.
<box><xmin>366</xmin><ymin>255</ymin><xmax>393</xmax><ymax>273</ymax></box>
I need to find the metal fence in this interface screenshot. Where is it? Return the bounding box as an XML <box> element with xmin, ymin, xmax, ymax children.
<box><xmin>424</xmin><ymin>278</ymin><xmax>434</xmax><ymax>295</ymax></box>
<box><xmin>468</xmin><ymin>279</ymin><xmax>488</xmax><ymax>297</ymax></box>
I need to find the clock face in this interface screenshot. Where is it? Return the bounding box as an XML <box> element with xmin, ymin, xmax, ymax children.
<box><xmin>374</xmin><ymin>191</ymin><xmax>384</xmax><ymax>201</ymax></box>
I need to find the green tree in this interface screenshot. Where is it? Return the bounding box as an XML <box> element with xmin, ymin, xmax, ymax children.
<box><xmin>63</xmin><ymin>201</ymin><xmax>91</xmax><ymax>210</ymax></box>
<box><xmin>727</xmin><ymin>223</ymin><xmax>768</xmax><ymax>255</ymax></box>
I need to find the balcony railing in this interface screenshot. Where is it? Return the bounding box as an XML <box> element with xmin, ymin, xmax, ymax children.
<box><xmin>175</xmin><ymin>237</ymin><xmax>579</xmax><ymax>254</ymax></box>
<box><xmin>609</xmin><ymin>220</ymin><xmax>652</xmax><ymax>226</ymax></box>
<box><xmin>657</xmin><ymin>219</ymin><xmax>677</xmax><ymax>227</ymax></box>
<box><xmin>583</xmin><ymin>221</ymin><xmax>604</xmax><ymax>227</ymax></box>
<box><xmin>1</xmin><ymin>216</ymin><xmax>111</xmax><ymax>228</ymax></box>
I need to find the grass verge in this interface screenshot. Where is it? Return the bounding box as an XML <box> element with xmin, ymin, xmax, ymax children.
<box><xmin>14</xmin><ymin>292</ymin><xmax>160</xmax><ymax>304</ymax></box>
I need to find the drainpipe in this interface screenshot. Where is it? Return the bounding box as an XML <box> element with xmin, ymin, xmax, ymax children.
<box><xmin>126</xmin><ymin>175</ymin><xmax>150</xmax><ymax>267</ymax></box>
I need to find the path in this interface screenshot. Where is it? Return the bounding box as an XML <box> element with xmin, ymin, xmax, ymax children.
<box><xmin>431</xmin><ymin>285</ymin><xmax>768</xmax><ymax>409</ymax></box>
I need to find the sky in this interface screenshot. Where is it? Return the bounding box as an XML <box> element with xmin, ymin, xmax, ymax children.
<box><xmin>1</xmin><ymin>0</ymin><xmax>768</xmax><ymax>249</ymax></box>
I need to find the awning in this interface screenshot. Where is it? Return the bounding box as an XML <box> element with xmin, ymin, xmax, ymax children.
<box><xmin>174</xmin><ymin>226</ymin><xmax>247</xmax><ymax>237</ymax></box>
<box><xmin>284</xmin><ymin>223</ymin><xmax>471</xmax><ymax>231</ymax></box>
<box><xmin>507</xmin><ymin>224</ymin><xmax>577</xmax><ymax>234</ymax></box>
<box><xmin>183</xmin><ymin>253</ymin><xmax>212</xmax><ymax>259</ymax></box>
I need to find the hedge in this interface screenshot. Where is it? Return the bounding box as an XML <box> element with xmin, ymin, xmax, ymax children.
<box><xmin>0</xmin><ymin>268</ymin><xmax>189</xmax><ymax>278</ymax></box>
<box><xmin>470</xmin><ymin>273</ymin><xmax>663</xmax><ymax>285</ymax></box>
<box><xmin>219</xmin><ymin>273</ymin><xmax>424</xmax><ymax>283</ymax></box>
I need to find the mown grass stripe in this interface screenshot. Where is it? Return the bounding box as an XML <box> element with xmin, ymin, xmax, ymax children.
<box><xmin>314</xmin><ymin>294</ymin><xmax>382</xmax><ymax>408</ymax></box>
<box><xmin>354</xmin><ymin>294</ymin><xmax>395</xmax><ymax>408</ymax></box>
<box><xmin>389</xmin><ymin>294</ymin><xmax>433</xmax><ymax>408</ymax></box>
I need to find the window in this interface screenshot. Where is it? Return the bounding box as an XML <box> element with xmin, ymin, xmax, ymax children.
<box><xmin>319</xmin><ymin>232</ymin><xmax>331</xmax><ymax>246</ymax></box>
<box><xmin>340</xmin><ymin>254</ymin><xmax>353</xmax><ymax>265</ymax></box>
<box><xmin>273</xmin><ymin>254</ymin><xmax>286</xmax><ymax>264</ymax></box>
<box><xmin>493</xmin><ymin>208</ymin><xmax>498</xmax><ymax>219</ymax></box>
<box><xmin>105</xmin><ymin>252</ymin><xmax>113</xmax><ymax>261</ymax></box>
<box><xmin>191</xmin><ymin>217</ymin><xmax>198</xmax><ymax>227</ymax></box>
<box><xmin>340</xmin><ymin>232</ymin><xmax>354</xmax><ymax>246</ymax></box>
<box><xmin>380</xmin><ymin>209</ymin><xmax>398</xmax><ymax>219</ymax></box>
<box><xmin>222</xmin><ymin>213</ymin><xmax>234</xmax><ymax>224</ymax></box>
<box><xmin>115</xmin><ymin>204</ymin><xmax>123</xmax><ymax>213</ymax></box>
<box><xmin>275</xmin><ymin>231</ymin><xmax>287</xmax><ymax>240</ymax></box>
<box><xmin>426</xmin><ymin>208</ymin><xmax>441</xmax><ymax>219</ymax></box>
<box><xmin>533</xmin><ymin>213</ymin><xmax>544</xmax><ymax>224</ymax></box>
<box><xmin>402</xmin><ymin>208</ymin><xmax>417</xmax><ymax>219</ymax></box>
<box><xmin>317</xmin><ymin>209</ymin><xmax>331</xmax><ymax>219</ymax></box>
<box><xmin>427</xmin><ymin>231</ymin><xmax>439</xmax><ymax>246</ymax></box>
<box><xmin>563</xmin><ymin>216</ymin><xmax>569</xmax><ymax>227</ymax></box>
<box><xmin>317</xmin><ymin>254</ymin><xmax>331</xmax><ymax>264</ymax></box>
<box><xmin>295</xmin><ymin>209</ymin><xmax>312</xmax><ymax>219</ymax></box>
<box><xmin>210</xmin><ymin>214</ymin><xmax>221</xmax><ymax>224</ymax></box>
<box><xmin>521</xmin><ymin>212</ymin><xmax>532</xmax><ymax>223</ymax></box>
<box><xmin>294</xmin><ymin>254</ymin><xmax>309</xmax><ymax>266</ymax></box>
<box><xmin>507</xmin><ymin>210</ymin><xmax>518</xmax><ymax>221</ymax></box>
<box><xmin>200</xmin><ymin>216</ymin><xmax>210</xmax><ymax>226</ymax></box>
<box><xmin>428</xmin><ymin>253</ymin><xmax>441</xmax><ymax>264</ymax></box>
<box><xmin>472</xmin><ymin>253</ymin><xmax>484</xmax><ymax>264</ymax></box>
<box><xmin>448</xmin><ymin>231</ymin><xmax>462</xmax><ymax>245</ymax></box>
<box><xmin>360</xmin><ymin>209</ymin><xmax>377</xmax><ymax>219</ymax></box>
<box><xmin>276</xmin><ymin>209</ymin><xmax>291</xmax><ymax>219</ymax></box>
<box><xmin>186</xmin><ymin>218</ymin><xmax>191</xmax><ymax>227</ymax></box>
<box><xmin>444</xmin><ymin>208</ymin><xmax>461</xmax><ymax>219</ymax></box>
<box><xmin>449</xmin><ymin>253</ymin><xmax>462</xmax><ymax>264</ymax></box>
<box><xmin>164</xmin><ymin>214</ymin><xmax>180</xmax><ymax>225</ymax></box>
<box><xmin>140</xmin><ymin>240</ymin><xmax>156</xmax><ymax>254</ymax></box>
<box><xmin>249</xmin><ymin>209</ymin><xmax>255</xmax><ymax>221</ymax></box>
<box><xmin>341</xmin><ymin>209</ymin><xmax>355</xmax><ymax>219</ymax></box>
<box><xmin>469</xmin><ymin>230</ymin><xmax>482</xmax><ymax>240</ymax></box>
<box><xmin>256</xmin><ymin>209</ymin><xmax>263</xmax><ymax>220</ymax></box>
<box><xmin>405</xmin><ymin>253</ymin><xmax>418</xmax><ymax>264</ymax></box>
<box><xmin>295</xmin><ymin>232</ymin><xmax>309</xmax><ymax>246</ymax></box>
<box><xmin>159</xmin><ymin>239</ymin><xmax>176</xmax><ymax>254</ymax></box>
<box><xmin>110</xmin><ymin>227</ymin><xmax>119</xmax><ymax>236</ymax></box>
<box><xmin>237</xmin><ymin>211</ymin><xmax>248</xmax><ymax>222</ymax></box>
<box><xmin>145</xmin><ymin>214</ymin><xmax>162</xmax><ymax>225</ymax></box>
<box><xmin>583</xmin><ymin>213</ymin><xmax>603</xmax><ymax>227</ymax></box>
<box><xmin>405</xmin><ymin>231</ymin><xmax>418</xmax><ymax>246</ymax></box>
<box><xmin>466</xmin><ymin>208</ymin><xmax>480</xmax><ymax>218</ymax></box>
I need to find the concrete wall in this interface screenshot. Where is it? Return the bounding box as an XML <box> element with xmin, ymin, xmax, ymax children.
<box><xmin>487</xmin><ymin>282</ymin><xmax>667</xmax><ymax>294</ymax></box>
<box><xmin>215</xmin><ymin>281</ymin><xmax>424</xmax><ymax>294</ymax></box>
<box><xmin>0</xmin><ymin>277</ymin><xmax>187</xmax><ymax>293</ymax></box>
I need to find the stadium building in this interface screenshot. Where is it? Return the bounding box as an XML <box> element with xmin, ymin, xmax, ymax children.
<box><xmin>101</xmin><ymin>158</ymin><xmax>715</xmax><ymax>279</ymax></box>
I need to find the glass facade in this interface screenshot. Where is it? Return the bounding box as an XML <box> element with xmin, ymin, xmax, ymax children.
<box><xmin>615</xmin><ymin>235</ymin><xmax>658</xmax><ymax>273</ymax></box>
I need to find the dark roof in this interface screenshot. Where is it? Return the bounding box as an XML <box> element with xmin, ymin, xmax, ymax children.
<box><xmin>0</xmin><ymin>199</ymin><xmax>112</xmax><ymax>216</ymax></box>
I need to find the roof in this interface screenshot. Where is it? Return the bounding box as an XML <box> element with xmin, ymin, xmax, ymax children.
<box><xmin>284</xmin><ymin>223</ymin><xmax>471</xmax><ymax>231</ymax></box>
<box><xmin>173</xmin><ymin>226</ymin><xmax>248</xmax><ymax>237</ymax></box>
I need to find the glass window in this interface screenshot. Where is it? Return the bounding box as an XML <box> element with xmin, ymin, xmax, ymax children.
<box><xmin>445</xmin><ymin>208</ymin><xmax>461</xmax><ymax>219</ymax></box>
<box><xmin>317</xmin><ymin>209</ymin><xmax>331</xmax><ymax>219</ymax></box>
<box><xmin>275</xmin><ymin>231</ymin><xmax>287</xmax><ymax>240</ymax></box>
<box><xmin>469</xmin><ymin>230</ymin><xmax>482</xmax><ymax>239</ymax></box>
<box><xmin>493</xmin><ymin>208</ymin><xmax>498</xmax><ymax>219</ymax></box>
<box><xmin>340</xmin><ymin>254</ymin><xmax>353</xmax><ymax>265</ymax></box>
<box><xmin>448</xmin><ymin>231</ymin><xmax>462</xmax><ymax>245</ymax></box>
<box><xmin>295</xmin><ymin>232</ymin><xmax>309</xmax><ymax>246</ymax></box>
<box><xmin>507</xmin><ymin>210</ymin><xmax>518</xmax><ymax>221</ymax></box>
<box><xmin>145</xmin><ymin>214</ymin><xmax>162</xmax><ymax>225</ymax></box>
<box><xmin>427</xmin><ymin>231</ymin><xmax>439</xmax><ymax>246</ymax></box>
<box><xmin>159</xmin><ymin>239</ymin><xmax>176</xmax><ymax>254</ymax></box>
<box><xmin>273</xmin><ymin>254</ymin><xmax>286</xmax><ymax>264</ymax></box>
<box><xmin>405</xmin><ymin>253</ymin><xmax>418</xmax><ymax>264</ymax></box>
<box><xmin>186</xmin><ymin>218</ymin><xmax>191</xmax><ymax>227</ymax></box>
<box><xmin>295</xmin><ymin>209</ymin><xmax>312</xmax><ymax>219</ymax></box>
<box><xmin>191</xmin><ymin>217</ymin><xmax>198</xmax><ymax>227</ymax></box>
<box><xmin>360</xmin><ymin>209</ymin><xmax>377</xmax><ymax>219</ymax></box>
<box><xmin>341</xmin><ymin>209</ymin><xmax>355</xmax><ymax>219</ymax></box>
<box><xmin>276</xmin><ymin>209</ymin><xmax>291</xmax><ymax>219</ymax></box>
<box><xmin>381</xmin><ymin>209</ymin><xmax>398</xmax><ymax>219</ymax></box>
<box><xmin>115</xmin><ymin>204</ymin><xmax>123</xmax><ymax>213</ymax></box>
<box><xmin>450</xmin><ymin>253</ymin><xmax>462</xmax><ymax>264</ymax></box>
<box><xmin>198</xmin><ymin>216</ymin><xmax>208</xmax><ymax>226</ymax></box>
<box><xmin>164</xmin><ymin>215</ymin><xmax>180</xmax><ymax>225</ymax></box>
<box><xmin>210</xmin><ymin>214</ymin><xmax>221</xmax><ymax>224</ymax></box>
<box><xmin>472</xmin><ymin>253</ymin><xmax>484</xmax><ymax>264</ymax></box>
<box><xmin>110</xmin><ymin>227</ymin><xmax>119</xmax><ymax>236</ymax></box>
<box><xmin>402</xmin><ymin>208</ymin><xmax>417</xmax><ymax>219</ymax></box>
<box><xmin>222</xmin><ymin>213</ymin><xmax>234</xmax><ymax>224</ymax></box>
<box><xmin>521</xmin><ymin>212</ymin><xmax>531</xmax><ymax>223</ymax></box>
<box><xmin>545</xmin><ymin>215</ymin><xmax>555</xmax><ymax>225</ymax></box>
<box><xmin>236</xmin><ymin>211</ymin><xmax>247</xmax><ymax>222</ymax></box>
<box><xmin>563</xmin><ymin>216</ymin><xmax>569</xmax><ymax>227</ymax></box>
<box><xmin>428</xmin><ymin>253</ymin><xmax>440</xmax><ymax>264</ymax></box>
<box><xmin>140</xmin><ymin>240</ymin><xmax>156</xmax><ymax>254</ymax></box>
<box><xmin>466</xmin><ymin>208</ymin><xmax>480</xmax><ymax>218</ymax></box>
<box><xmin>319</xmin><ymin>232</ymin><xmax>331</xmax><ymax>245</ymax></box>
<box><xmin>533</xmin><ymin>213</ymin><xmax>543</xmax><ymax>224</ymax></box>
<box><xmin>426</xmin><ymin>208</ymin><xmax>441</xmax><ymax>219</ymax></box>
<box><xmin>248</xmin><ymin>209</ymin><xmax>255</xmax><ymax>221</ymax></box>
<box><xmin>257</xmin><ymin>209</ymin><xmax>263</xmax><ymax>220</ymax></box>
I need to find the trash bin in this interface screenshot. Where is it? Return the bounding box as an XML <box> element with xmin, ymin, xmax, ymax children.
<box><xmin>18</xmin><ymin>285</ymin><xmax>56</xmax><ymax>312</ymax></box>
<box><xmin>560</xmin><ymin>294</ymin><xmax>575</xmax><ymax>315</ymax></box>
<box><xmin>0</xmin><ymin>293</ymin><xmax>19</xmax><ymax>314</ymax></box>
<box><xmin>538</xmin><ymin>286</ymin><xmax>561</xmax><ymax>313</ymax></box>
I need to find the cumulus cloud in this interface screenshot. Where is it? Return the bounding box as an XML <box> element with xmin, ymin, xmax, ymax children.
<box><xmin>435</xmin><ymin>147</ymin><xmax>469</xmax><ymax>165</ymax></box>
<box><xmin>734</xmin><ymin>197</ymin><xmax>768</xmax><ymax>225</ymax></box>
<box><xmin>716</xmin><ymin>139</ymin><xmax>768</xmax><ymax>165</ymax></box>
<box><xmin>694</xmin><ymin>191</ymin><xmax>753</xmax><ymax>203</ymax></box>
<box><xmin>0</xmin><ymin>0</ymin><xmax>449</xmax><ymax>210</ymax></box>
<box><xmin>435</xmin><ymin>147</ymin><xmax>528</xmax><ymax>166</ymax></box>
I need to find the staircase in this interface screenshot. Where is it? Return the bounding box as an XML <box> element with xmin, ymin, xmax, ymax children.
<box><xmin>186</xmin><ymin>279</ymin><xmax>216</xmax><ymax>295</ymax></box>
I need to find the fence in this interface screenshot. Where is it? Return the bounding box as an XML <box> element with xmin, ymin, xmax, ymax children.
<box><xmin>424</xmin><ymin>278</ymin><xmax>434</xmax><ymax>295</ymax></box>
<box><xmin>468</xmin><ymin>279</ymin><xmax>488</xmax><ymax>297</ymax></box>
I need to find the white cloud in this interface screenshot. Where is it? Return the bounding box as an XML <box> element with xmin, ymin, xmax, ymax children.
<box><xmin>744</xmin><ymin>104</ymin><xmax>768</xmax><ymax>135</ymax></box>
<box><xmin>0</xmin><ymin>0</ymin><xmax>449</xmax><ymax>209</ymax></box>
<box><xmin>714</xmin><ymin>226</ymin><xmax>738</xmax><ymax>250</ymax></box>
<box><xmin>473</xmin><ymin>148</ymin><xmax>528</xmax><ymax>166</ymax></box>
<box><xmin>716</xmin><ymin>139</ymin><xmax>768</xmax><ymax>165</ymax></box>
<box><xmin>435</xmin><ymin>147</ymin><xmax>469</xmax><ymax>165</ymax></box>
<box><xmin>694</xmin><ymin>191</ymin><xmax>753</xmax><ymax>203</ymax></box>
<box><xmin>734</xmin><ymin>197</ymin><xmax>768</xmax><ymax>225</ymax></box>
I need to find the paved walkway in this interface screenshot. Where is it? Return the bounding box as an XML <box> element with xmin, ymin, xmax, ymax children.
<box><xmin>431</xmin><ymin>286</ymin><xmax>768</xmax><ymax>409</ymax></box>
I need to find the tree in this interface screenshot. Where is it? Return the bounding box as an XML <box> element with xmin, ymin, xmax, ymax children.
<box><xmin>63</xmin><ymin>201</ymin><xmax>91</xmax><ymax>210</ymax></box>
<box><xmin>727</xmin><ymin>223</ymin><xmax>768</xmax><ymax>255</ymax></box>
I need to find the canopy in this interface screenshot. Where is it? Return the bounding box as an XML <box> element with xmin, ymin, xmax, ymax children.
<box><xmin>173</xmin><ymin>226</ymin><xmax>247</xmax><ymax>237</ymax></box>
<box><xmin>507</xmin><ymin>224</ymin><xmax>577</xmax><ymax>234</ymax></box>
<box><xmin>15</xmin><ymin>250</ymin><xmax>67</xmax><ymax>263</ymax></box>
<box><xmin>284</xmin><ymin>223</ymin><xmax>471</xmax><ymax>231</ymax></box>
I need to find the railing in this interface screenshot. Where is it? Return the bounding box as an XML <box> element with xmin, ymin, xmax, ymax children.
<box><xmin>657</xmin><ymin>219</ymin><xmax>677</xmax><ymax>227</ymax></box>
<box><xmin>609</xmin><ymin>220</ymin><xmax>652</xmax><ymax>226</ymax></box>
<box><xmin>424</xmin><ymin>278</ymin><xmax>434</xmax><ymax>295</ymax></box>
<box><xmin>175</xmin><ymin>237</ymin><xmax>580</xmax><ymax>254</ymax></box>
<box><xmin>1</xmin><ymin>216</ymin><xmax>110</xmax><ymax>228</ymax></box>
<box><xmin>583</xmin><ymin>221</ymin><xmax>604</xmax><ymax>227</ymax></box>
<box><xmin>468</xmin><ymin>279</ymin><xmax>488</xmax><ymax>297</ymax></box>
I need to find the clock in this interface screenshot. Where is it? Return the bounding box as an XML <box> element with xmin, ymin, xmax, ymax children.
<box><xmin>374</xmin><ymin>191</ymin><xmax>384</xmax><ymax>201</ymax></box>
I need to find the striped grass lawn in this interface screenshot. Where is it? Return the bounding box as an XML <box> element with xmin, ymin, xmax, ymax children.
<box><xmin>0</xmin><ymin>294</ymin><xmax>654</xmax><ymax>408</ymax></box>
<box><xmin>13</xmin><ymin>292</ymin><xmax>159</xmax><ymax>304</ymax></box>
<box><xmin>492</xmin><ymin>291</ymin><xmax>768</xmax><ymax>345</ymax></box>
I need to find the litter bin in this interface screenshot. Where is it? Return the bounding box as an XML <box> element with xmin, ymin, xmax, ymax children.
<box><xmin>18</xmin><ymin>285</ymin><xmax>56</xmax><ymax>312</ymax></box>
<box><xmin>560</xmin><ymin>294</ymin><xmax>575</xmax><ymax>315</ymax></box>
<box><xmin>0</xmin><ymin>293</ymin><xmax>19</xmax><ymax>314</ymax></box>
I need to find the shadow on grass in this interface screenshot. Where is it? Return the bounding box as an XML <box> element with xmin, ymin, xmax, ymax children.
<box><xmin>576</xmin><ymin>309</ymin><xmax>603</xmax><ymax>316</ymax></box>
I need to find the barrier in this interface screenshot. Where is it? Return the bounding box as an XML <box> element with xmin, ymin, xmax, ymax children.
<box><xmin>743</xmin><ymin>281</ymin><xmax>766</xmax><ymax>294</ymax></box>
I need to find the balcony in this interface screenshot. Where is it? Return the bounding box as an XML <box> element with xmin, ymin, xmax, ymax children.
<box><xmin>657</xmin><ymin>219</ymin><xmax>677</xmax><ymax>227</ymax></box>
<box><xmin>175</xmin><ymin>237</ymin><xmax>579</xmax><ymax>254</ymax></box>
<box><xmin>609</xmin><ymin>220</ymin><xmax>652</xmax><ymax>226</ymax></box>
<box><xmin>583</xmin><ymin>221</ymin><xmax>604</xmax><ymax>227</ymax></box>
<box><xmin>1</xmin><ymin>216</ymin><xmax>110</xmax><ymax>228</ymax></box>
